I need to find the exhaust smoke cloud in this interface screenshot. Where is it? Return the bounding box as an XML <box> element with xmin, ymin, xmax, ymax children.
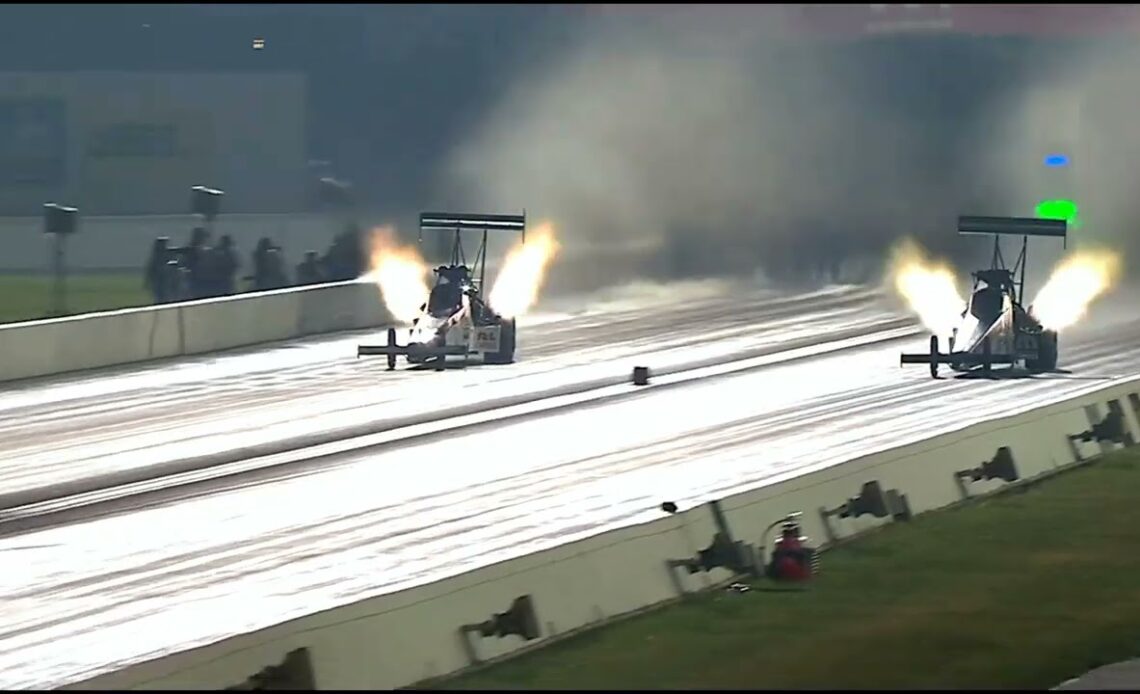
<box><xmin>441</xmin><ymin>8</ymin><xmax>949</xmax><ymax>286</ymax></box>
<box><xmin>970</xmin><ymin>38</ymin><xmax>1140</xmax><ymax>288</ymax></box>
<box><xmin>436</xmin><ymin>7</ymin><xmax>1137</xmax><ymax>303</ymax></box>
<box><xmin>951</xmin><ymin>32</ymin><xmax>1140</xmax><ymax>339</ymax></box>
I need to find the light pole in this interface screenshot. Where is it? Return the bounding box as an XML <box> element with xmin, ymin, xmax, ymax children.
<box><xmin>42</xmin><ymin>202</ymin><xmax>79</xmax><ymax>318</ymax></box>
<box><xmin>190</xmin><ymin>185</ymin><xmax>224</xmax><ymax>236</ymax></box>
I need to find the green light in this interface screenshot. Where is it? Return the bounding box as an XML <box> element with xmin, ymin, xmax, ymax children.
<box><xmin>1035</xmin><ymin>198</ymin><xmax>1080</xmax><ymax>229</ymax></box>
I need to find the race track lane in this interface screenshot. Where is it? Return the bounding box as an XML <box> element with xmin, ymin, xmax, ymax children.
<box><xmin>1</xmin><ymin>297</ymin><xmax>1138</xmax><ymax>690</ymax></box>
<box><xmin>0</xmin><ymin>283</ymin><xmax>904</xmax><ymax>499</ymax></box>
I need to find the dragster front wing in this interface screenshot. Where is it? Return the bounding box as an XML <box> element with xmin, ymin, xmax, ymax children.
<box><xmin>358</xmin><ymin>327</ymin><xmax>468</xmax><ymax>370</ymax></box>
<box><xmin>900</xmin><ymin>335</ymin><xmax>1019</xmax><ymax>378</ymax></box>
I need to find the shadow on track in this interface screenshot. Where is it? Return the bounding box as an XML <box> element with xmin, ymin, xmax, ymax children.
<box><xmin>951</xmin><ymin>368</ymin><xmax>1116</xmax><ymax>382</ymax></box>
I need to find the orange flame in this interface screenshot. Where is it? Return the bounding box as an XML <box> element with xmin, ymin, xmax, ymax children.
<box><xmin>488</xmin><ymin>222</ymin><xmax>561</xmax><ymax>318</ymax></box>
<box><xmin>1031</xmin><ymin>247</ymin><xmax>1124</xmax><ymax>331</ymax></box>
<box><xmin>364</xmin><ymin>226</ymin><xmax>429</xmax><ymax>324</ymax></box>
<box><xmin>886</xmin><ymin>237</ymin><xmax>965</xmax><ymax>339</ymax></box>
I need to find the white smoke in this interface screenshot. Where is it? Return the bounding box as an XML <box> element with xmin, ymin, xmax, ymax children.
<box><xmin>440</xmin><ymin>8</ymin><xmax>945</xmax><ymax>286</ymax></box>
<box><xmin>442</xmin><ymin>9</ymin><xmax>1138</xmax><ymax>295</ymax></box>
<box><xmin>970</xmin><ymin>39</ymin><xmax>1139</xmax><ymax>290</ymax></box>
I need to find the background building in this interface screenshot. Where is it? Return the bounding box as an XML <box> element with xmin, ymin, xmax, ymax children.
<box><xmin>0</xmin><ymin>71</ymin><xmax>306</xmax><ymax>216</ymax></box>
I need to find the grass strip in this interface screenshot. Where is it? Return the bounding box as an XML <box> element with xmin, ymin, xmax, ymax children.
<box><xmin>440</xmin><ymin>448</ymin><xmax>1140</xmax><ymax>690</ymax></box>
<box><xmin>0</xmin><ymin>273</ymin><xmax>152</xmax><ymax>325</ymax></box>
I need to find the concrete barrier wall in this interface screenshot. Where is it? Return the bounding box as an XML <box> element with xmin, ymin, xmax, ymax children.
<box><xmin>0</xmin><ymin>280</ymin><xmax>391</xmax><ymax>383</ymax></box>
<box><xmin>716</xmin><ymin>394</ymin><xmax>1133</xmax><ymax>557</ymax></box>
<box><xmin>70</xmin><ymin>375</ymin><xmax>1140</xmax><ymax>691</ymax></box>
<box><xmin>71</xmin><ymin>507</ymin><xmax>733</xmax><ymax>691</ymax></box>
<box><xmin>0</xmin><ymin>305</ymin><xmax>186</xmax><ymax>382</ymax></box>
<box><xmin>0</xmin><ymin>235</ymin><xmax>656</xmax><ymax>383</ymax></box>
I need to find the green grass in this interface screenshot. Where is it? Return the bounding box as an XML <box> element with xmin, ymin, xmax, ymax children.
<box><xmin>438</xmin><ymin>450</ymin><xmax>1140</xmax><ymax>690</ymax></box>
<box><xmin>0</xmin><ymin>273</ymin><xmax>150</xmax><ymax>325</ymax></box>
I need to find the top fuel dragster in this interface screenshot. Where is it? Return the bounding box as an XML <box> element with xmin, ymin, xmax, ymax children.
<box><xmin>357</xmin><ymin>211</ymin><xmax>524</xmax><ymax>370</ymax></box>
<box><xmin>900</xmin><ymin>215</ymin><xmax>1067</xmax><ymax>378</ymax></box>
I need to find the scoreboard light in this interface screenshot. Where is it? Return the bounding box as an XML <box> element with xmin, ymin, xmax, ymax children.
<box><xmin>1035</xmin><ymin>198</ymin><xmax>1080</xmax><ymax>229</ymax></box>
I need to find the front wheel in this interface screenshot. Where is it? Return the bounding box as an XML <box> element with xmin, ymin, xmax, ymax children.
<box><xmin>929</xmin><ymin>334</ymin><xmax>939</xmax><ymax>379</ymax></box>
<box><xmin>386</xmin><ymin>328</ymin><xmax>397</xmax><ymax>370</ymax></box>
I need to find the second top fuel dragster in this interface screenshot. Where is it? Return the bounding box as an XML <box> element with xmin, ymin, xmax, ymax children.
<box><xmin>900</xmin><ymin>215</ymin><xmax>1067</xmax><ymax>378</ymax></box>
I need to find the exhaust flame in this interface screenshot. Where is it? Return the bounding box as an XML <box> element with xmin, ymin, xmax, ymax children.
<box><xmin>887</xmin><ymin>237</ymin><xmax>965</xmax><ymax>338</ymax></box>
<box><xmin>1031</xmin><ymin>248</ymin><xmax>1124</xmax><ymax>331</ymax></box>
<box><xmin>364</xmin><ymin>226</ymin><xmax>429</xmax><ymax>324</ymax></box>
<box><xmin>489</xmin><ymin>222</ymin><xmax>561</xmax><ymax>318</ymax></box>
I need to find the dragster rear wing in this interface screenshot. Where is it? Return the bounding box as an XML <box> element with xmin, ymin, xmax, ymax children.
<box><xmin>419</xmin><ymin>211</ymin><xmax>527</xmax><ymax>242</ymax></box>
<box><xmin>957</xmin><ymin>215</ymin><xmax>1067</xmax><ymax>248</ymax></box>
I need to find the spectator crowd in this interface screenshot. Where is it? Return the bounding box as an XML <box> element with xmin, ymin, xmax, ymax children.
<box><xmin>143</xmin><ymin>224</ymin><xmax>367</xmax><ymax>304</ymax></box>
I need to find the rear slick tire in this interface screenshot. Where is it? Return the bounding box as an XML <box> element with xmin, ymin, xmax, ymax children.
<box><xmin>1027</xmin><ymin>330</ymin><xmax>1058</xmax><ymax>373</ymax></box>
<box><xmin>483</xmin><ymin>319</ymin><xmax>517</xmax><ymax>365</ymax></box>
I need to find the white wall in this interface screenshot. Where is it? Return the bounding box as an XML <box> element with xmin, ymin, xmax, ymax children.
<box><xmin>0</xmin><ymin>280</ymin><xmax>390</xmax><ymax>382</ymax></box>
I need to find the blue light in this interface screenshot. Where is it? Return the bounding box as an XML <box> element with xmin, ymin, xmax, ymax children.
<box><xmin>1044</xmin><ymin>153</ymin><xmax>1070</xmax><ymax>168</ymax></box>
